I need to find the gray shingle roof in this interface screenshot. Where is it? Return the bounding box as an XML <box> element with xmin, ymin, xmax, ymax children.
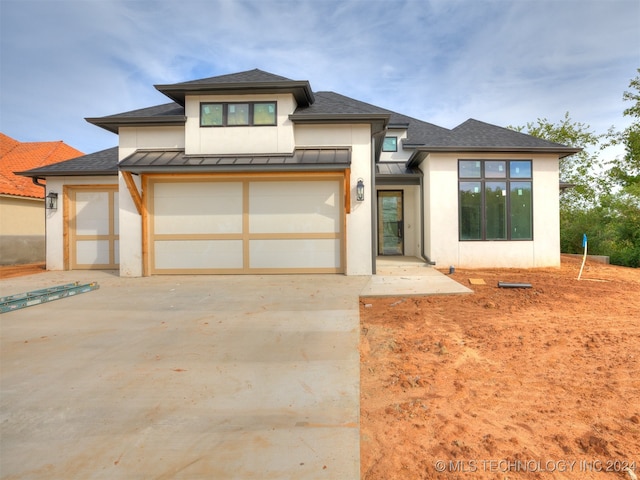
<box><xmin>15</xmin><ymin>147</ymin><xmax>119</xmax><ymax>177</ymax></box>
<box><xmin>77</xmin><ymin>70</ymin><xmax>581</xmax><ymax>175</ymax></box>
<box><xmin>155</xmin><ymin>68</ymin><xmax>314</xmax><ymax>106</ymax></box>
<box><xmin>95</xmin><ymin>102</ymin><xmax>185</xmax><ymax>119</ymax></box>
<box><xmin>86</xmin><ymin>103</ymin><xmax>186</xmax><ymax>134</ymax></box>
<box><xmin>293</xmin><ymin>91</ymin><xmax>452</xmax><ymax>145</ymax></box>
<box><xmin>167</xmin><ymin>69</ymin><xmax>295</xmax><ymax>86</ymax></box>
<box><xmin>450</xmin><ymin>119</ymin><xmax>574</xmax><ymax>149</ymax></box>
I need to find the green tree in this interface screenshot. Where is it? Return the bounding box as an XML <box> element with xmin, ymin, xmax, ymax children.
<box><xmin>601</xmin><ymin>68</ymin><xmax>640</xmax><ymax>266</ymax></box>
<box><xmin>510</xmin><ymin>69</ymin><xmax>640</xmax><ymax>267</ymax></box>
<box><xmin>509</xmin><ymin>112</ymin><xmax>607</xmax><ymax>210</ymax></box>
<box><xmin>608</xmin><ymin>68</ymin><xmax>640</xmax><ymax>191</ymax></box>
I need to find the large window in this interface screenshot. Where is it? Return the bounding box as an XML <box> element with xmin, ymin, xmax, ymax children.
<box><xmin>200</xmin><ymin>102</ymin><xmax>276</xmax><ymax>127</ymax></box>
<box><xmin>459</xmin><ymin>160</ymin><xmax>532</xmax><ymax>241</ymax></box>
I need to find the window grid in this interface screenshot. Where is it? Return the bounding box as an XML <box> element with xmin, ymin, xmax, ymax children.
<box><xmin>458</xmin><ymin>160</ymin><xmax>533</xmax><ymax>241</ymax></box>
<box><xmin>200</xmin><ymin>102</ymin><xmax>277</xmax><ymax>127</ymax></box>
<box><xmin>382</xmin><ymin>136</ymin><xmax>398</xmax><ymax>152</ymax></box>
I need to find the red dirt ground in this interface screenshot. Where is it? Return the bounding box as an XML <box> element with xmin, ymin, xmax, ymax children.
<box><xmin>360</xmin><ymin>256</ymin><xmax>640</xmax><ymax>479</ymax></box>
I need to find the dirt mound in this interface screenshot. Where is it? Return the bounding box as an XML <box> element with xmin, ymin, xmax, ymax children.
<box><xmin>361</xmin><ymin>256</ymin><xmax>640</xmax><ymax>479</ymax></box>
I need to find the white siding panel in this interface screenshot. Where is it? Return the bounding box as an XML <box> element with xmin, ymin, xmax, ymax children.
<box><xmin>154</xmin><ymin>182</ymin><xmax>242</xmax><ymax>234</ymax></box>
<box><xmin>249</xmin><ymin>181</ymin><xmax>340</xmax><ymax>233</ymax></box>
<box><xmin>250</xmin><ymin>239</ymin><xmax>340</xmax><ymax>269</ymax></box>
<box><xmin>155</xmin><ymin>240</ymin><xmax>243</xmax><ymax>269</ymax></box>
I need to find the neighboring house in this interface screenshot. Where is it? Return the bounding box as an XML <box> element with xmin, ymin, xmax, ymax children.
<box><xmin>18</xmin><ymin>69</ymin><xmax>579</xmax><ymax>276</ymax></box>
<box><xmin>0</xmin><ymin>133</ymin><xmax>83</xmax><ymax>265</ymax></box>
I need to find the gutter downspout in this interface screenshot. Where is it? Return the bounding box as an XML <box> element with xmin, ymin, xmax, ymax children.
<box><xmin>32</xmin><ymin>177</ymin><xmax>47</xmax><ymax>269</ymax></box>
<box><xmin>419</xmin><ymin>168</ymin><xmax>426</xmax><ymax>262</ymax></box>
<box><xmin>371</xmin><ymin>140</ymin><xmax>378</xmax><ymax>274</ymax></box>
<box><xmin>370</xmin><ymin>129</ymin><xmax>387</xmax><ymax>275</ymax></box>
<box><xmin>417</xmin><ymin>165</ymin><xmax>436</xmax><ymax>266</ymax></box>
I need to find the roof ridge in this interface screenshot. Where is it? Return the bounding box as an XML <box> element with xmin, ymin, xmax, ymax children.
<box><xmin>169</xmin><ymin>68</ymin><xmax>296</xmax><ymax>86</ymax></box>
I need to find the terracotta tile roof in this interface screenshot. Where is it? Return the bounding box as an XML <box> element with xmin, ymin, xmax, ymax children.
<box><xmin>0</xmin><ymin>133</ymin><xmax>84</xmax><ymax>199</ymax></box>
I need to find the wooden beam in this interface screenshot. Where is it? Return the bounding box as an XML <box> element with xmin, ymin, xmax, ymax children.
<box><xmin>122</xmin><ymin>171</ymin><xmax>142</xmax><ymax>215</ymax></box>
<box><xmin>142</xmin><ymin>175</ymin><xmax>150</xmax><ymax>277</ymax></box>
<box><xmin>62</xmin><ymin>186</ymin><xmax>70</xmax><ymax>270</ymax></box>
<box><xmin>344</xmin><ymin>168</ymin><xmax>351</xmax><ymax>214</ymax></box>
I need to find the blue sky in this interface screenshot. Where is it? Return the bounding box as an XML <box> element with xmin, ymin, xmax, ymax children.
<box><xmin>1</xmin><ymin>0</ymin><xmax>638</xmax><ymax>157</ymax></box>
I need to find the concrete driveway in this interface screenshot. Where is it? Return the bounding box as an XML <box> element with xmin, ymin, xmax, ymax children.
<box><xmin>1</xmin><ymin>271</ymin><xmax>369</xmax><ymax>479</ymax></box>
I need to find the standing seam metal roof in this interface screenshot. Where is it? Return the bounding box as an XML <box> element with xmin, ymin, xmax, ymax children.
<box><xmin>118</xmin><ymin>148</ymin><xmax>352</xmax><ymax>173</ymax></box>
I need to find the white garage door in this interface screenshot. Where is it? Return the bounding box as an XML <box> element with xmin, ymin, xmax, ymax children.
<box><xmin>68</xmin><ymin>186</ymin><xmax>119</xmax><ymax>270</ymax></box>
<box><xmin>148</xmin><ymin>175</ymin><xmax>344</xmax><ymax>274</ymax></box>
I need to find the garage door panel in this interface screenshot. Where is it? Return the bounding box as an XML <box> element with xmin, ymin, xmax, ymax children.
<box><xmin>75</xmin><ymin>192</ymin><xmax>110</xmax><ymax>235</ymax></box>
<box><xmin>76</xmin><ymin>240</ymin><xmax>111</xmax><ymax>265</ymax></box>
<box><xmin>250</xmin><ymin>239</ymin><xmax>340</xmax><ymax>269</ymax></box>
<box><xmin>155</xmin><ymin>240</ymin><xmax>243</xmax><ymax>269</ymax></box>
<box><xmin>113</xmin><ymin>194</ymin><xmax>120</xmax><ymax>235</ymax></box>
<box><xmin>249</xmin><ymin>181</ymin><xmax>340</xmax><ymax>233</ymax></box>
<box><xmin>154</xmin><ymin>182</ymin><xmax>243</xmax><ymax>234</ymax></box>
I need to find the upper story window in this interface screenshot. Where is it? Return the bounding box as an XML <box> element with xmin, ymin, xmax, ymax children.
<box><xmin>200</xmin><ymin>102</ymin><xmax>277</xmax><ymax>127</ymax></box>
<box><xmin>459</xmin><ymin>160</ymin><xmax>533</xmax><ymax>241</ymax></box>
<box><xmin>382</xmin><ymin>136</ymin><xmax>398</xmax><ymax>152</ymax></box>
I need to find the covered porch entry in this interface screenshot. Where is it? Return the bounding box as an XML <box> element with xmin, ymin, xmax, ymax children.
<box><xmin>374</xmin><ymin>162</ymin><xmax>424</xmax><ymax>269</ymax></box>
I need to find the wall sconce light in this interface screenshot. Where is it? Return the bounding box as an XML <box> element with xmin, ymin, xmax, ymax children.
<box><xmin>356</xmin><ymin>178</ymin><xmax>365</xmax><ymax>202</ymax></box>
<box><xmin>46</xmin><ymin>192</ymin><xmax>58</xmax><ymax>210</ymax></box>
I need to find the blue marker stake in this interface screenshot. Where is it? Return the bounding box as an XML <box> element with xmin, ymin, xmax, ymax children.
<box><xmin>578</xmin><ymin>234</ymin><xmax>588</xmax><ymax>280</ymax></box>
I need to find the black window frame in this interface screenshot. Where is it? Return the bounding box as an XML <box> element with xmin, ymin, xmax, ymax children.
<box><xmin>458</xmin><ymin>159</ymin><xmax>533</xmax><ymax>241</ymax></box>
<box><xmin>382</xmin><ymin>136</ymin><xmax>398</xmax><ymax>152</ymax></box>
<box><xmin>200</xmin><ymin>101</ymin><xmax>277</xmax><ymax>127</ymax></box>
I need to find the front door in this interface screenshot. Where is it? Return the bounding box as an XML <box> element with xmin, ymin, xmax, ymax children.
<box><xmin>377</xmin><ymin>190</ymin><xmax>403</xmax><ymax>255</ymax></box>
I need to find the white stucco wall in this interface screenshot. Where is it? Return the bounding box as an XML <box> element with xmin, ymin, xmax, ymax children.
<box><xmin>379</xmin><ymin>128</ymin><xmax>409</xmax><ymax>162</ymax></box>
<box><xmin>117</xmin><ymin>127</ymin><xmax>185</xmax><ymax>277</ymax></box>
<box><xmin>119</xmin><ymin>126</ymin><xmax>185</xmax><ymax>159</ymax></box>
<box><xmin>294</xmin><ymin>124</ymin><xmax>373</xmax><ymax>275</ymax></box>
<box><xmin>184</xmin><ymin>94</ymin><xmax>296</xmax><ymax>155</ymax></box>
<box><xmin>422</xmin><ymin>152</ymin><xmax>561</xmax><ymax>269</ymax></box>
<box><xmin>117</xmin><ymin>173</ymin><xmax>142</xmax><ymax>277</ymax></box>
<box><xmin>44</xmin><ymin>176</ymin><xmax>119</xmax><ymax>271</ymax></box>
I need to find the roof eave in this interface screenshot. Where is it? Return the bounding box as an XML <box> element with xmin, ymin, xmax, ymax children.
<box><xmin>289</xmin><ymin>113</ymin><xmax>389</xmax><ymax>133</ymax></box>
<box><xmin>16</xmin><ymin>169</ymin><xmax>117</xmax><ymax>177</ymax></box>
<box><xmin>0</xmin><ymin>193</ymin><xmax>44</xmax><ymax>201</ymax></box>
<box><xmin>85</xmin><ymin>115</ymin><xmax>187</xmax><ymax>134</ymax></box>
<box><xmin>155</xmin><ymin>81</ymin><xmax>315</xmax><ymax>106</ymax></box>
<box><xmin>119</xmin><ymin>164</ymin><xmax>348</xmax><ymax>174</ymax></box>
<box><xmin>406</xmin><ymin>145</ymin><xmax>582</xmax><ymax>167</ymax></box>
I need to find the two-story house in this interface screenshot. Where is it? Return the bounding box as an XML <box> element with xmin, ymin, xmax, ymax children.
<box><xmin>19</xmin><ymin>69</ymin><xmax>579</xmax><ymax>276</ymax></box>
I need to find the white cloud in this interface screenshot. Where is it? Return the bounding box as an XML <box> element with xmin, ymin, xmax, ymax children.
<box><xmin>1</xmin><ymin>0</ymin><xmax>638</xmax><ymax>154</ymax></box>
